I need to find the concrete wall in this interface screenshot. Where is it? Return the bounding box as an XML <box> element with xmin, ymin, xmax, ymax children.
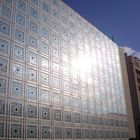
<box><xmin>119</xmin><ymin>48</ymin><xmax>136</xmax><ymax>138</ymax></box>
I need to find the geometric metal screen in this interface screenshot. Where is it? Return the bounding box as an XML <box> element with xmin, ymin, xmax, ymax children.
<box><xmin>0</xmin><ymin>0</ymin><xmax>129</xmax><ymax>139</ymax></box>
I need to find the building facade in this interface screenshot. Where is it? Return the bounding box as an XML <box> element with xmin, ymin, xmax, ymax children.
<box><xmin>0</xmin><ymin>0</ymin><xmax>129</xmax><ymax>139</ymax></box>
<box><xmin>125</xmin><ymin>55</ymin><xmax>140</xmax><ymax>140</ymax></box>
<box><xmin>119</xmin><ymin>49</ymin><xmax>136</xmax><ymax>139</ymax></box>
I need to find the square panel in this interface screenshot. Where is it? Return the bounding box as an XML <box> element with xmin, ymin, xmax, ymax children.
<box><xmin>62</xmin><ymin>53</ymin><xmax>68</xmax><ymax>63</ymax></box>
<box><xmin>65</xmin><ymin>128</ymin><xmax>72</xmax><ymax>139</ymax></box>
<box><xmin>52</xmin><ymin>62</ymin><xmax>60</xmax><ymax>73</ymax></box>
<box><xmin>61</xmin><ymin>26</ymin><xmax>68</xmax><ymax>37</ymax></box>
<box><xmin>63</xmin><ymin>66</ymin><xmax>69</xmax><ymax>76</ymax></box>
<box><xmin>0</xmin><ymin>37</ymin><xmax>9</xmax><ymax>54</ymax></box>
<box><xmin>41</xmin><ymin>107</ymin><xmax>50</xmax><ymax>120</ymax></box>
<box><xmin>63</xmin><ymin>80</ymin><xmax>69</xmax><ymax>91</ymax></box>
<box><xmin>77</xmin><ymin>28</ymin><xmax>82</xmax><ymax>38</ymax></box>
<box><xmin>52</xmin><ymin>47</ymin><xmax>59</xmax><ymax>58</ymax></box>
<box><xmin>16</xmin><ymin>13</ymin><xmax>25</xmax><ymax>27</ymax></box>
<box><xmin>27</xmin><ymin>50</ymin><xmax>38</xmax><ymax>65</ymax></box>
<box><xmin>11</xmin><ymin>63</ymin><xmax>23</xmax><ymax>78</ymax></box>
<box><xmin>17</xmin><ymin>0</ymin><xmax>26</xmax><ymax>12</ymax></box>
<box><xmin>5</xmin><ymin>0</ymin><xmax>13</xmax><ymax>5</ymax></box>
<box><xmin>41</xmin><ymin>57</ymin><xmax>49</xmax><ymax>70</ymax></box>
<box><xmin>11</xmin><ymin>80</ymin><xmax>23</xmax><ymax>97</ymax></box>
<box><xmin>41</xmin><ymin>27</ymin><xmax>49</xmax><ymax>39</ymax></box>
<box><xmin>15</xmin><ymin>28</ymin><xmax>25</xmax><ymax>43</ymax></box>
<box><xmin>77</xmin><ymin>38</ymin><xmax>83</xmax><ymax>48</ymax></box>
<box><xmin>60</xmin><ymin>2</ymin><xmax>68</xmax><ymax>15</ymax></box>
<box><xmin>82</xmin><ymin>114</ymin><xmax>89</xmax><ymax>124</ymax></box>
<box><xmin>27</xmin><ymin>125</ymin><xmax>37</xmax><ymax>138</ymax></box>
<box><xmin>52</xmin><ymin>20</ymin><xmax>59</xmax><ymax>32</ymax></box>
<box><xmin>52</xmin><ymin>92</ymin><xmax>61</xmax><ymax>106</ymax></box>
<box><xmin>89</xmin><ymin>102</ymin><xmax>96</xmax><ymax>113</ymax></box>
<box><xmin>29</xmin><ymin>20</ymin><xmax>38</xmax><ymax>33</ymax></box>
<box><xmin>82</xmin><ymin>99</ymin><xmax>88</xmax><ymax>111</ymax></box>
<box><xmin>40</xmin><ymin>41</ymin><xmax>49</xmax><ymax>55</ymax></box>
<box><xmin>41</xmin><ymin>14</ymin><xmax>49</xmax><ymax>26</ymax></box>
<box><xmin>27</xmin><ymin>104</ymin><xmax>37</xmax><ymax>118</ymax></box>
<box><xmin>60</xmin><ymin>15</ymin><xmax>67</xmax><ymax>26</ymax></box>
<box><xmin>88</xmin><ymin>89</ymin><xmax>94</xmax><ymax>98</ymax></box>
<box><xmin>52</xmin><ymin>76</ymin><xmax>60</xmax><ymax>89</ymax></box>
<box><xmin>28</xmin><ymin>35</ymin><xmax>38</xmax><ymax>49</ymax></box>
<box><xmin>42</xmin><ymin>126</ymin><xmax>51</xmax><ymax>138</ymax></box>
<box><xmin>40</xmin><ymin>89</ymin><xmax>50</xmax><ymax>104</ymax></box>
<box><xmin>51</xmin><ymin>33</ymin><xmax>59</xmax><ymax>46</ymax></box>
<box><xmin>90</xmin><ymin>115</ymin><xmax>96</xmax><ymax>124</ymax></box>
<box><xmin>69</xmin><ymin>21</ymin><xmax>75</xmax><ymax>31</ymax></box>
<box><xmin>0</xmin><ymin>100</ymin><xmax>6</xmax><ymax>114</ymax></box>
<box><xmin>0</xmin><ymin>58</ymin><xmax>8</xmax><ymax>74</ymax></box>
<box><xmin>0</xmin><ymin>20</ymin><xmax>10</xmax><ymax>36</ymax></box>
<box><xmin>75</xmin><ymin>129</ymin><xmax>81</xmax><ymax>139</ymax></box>
<box><xmin>0</xmin><ymin>78</ymin><xmax>7</xmax><ymax>94</ymax></box>
<box><xmin>74</xmin><ymin>113</ymin><xmax>81</xmax><ymax>123</ymax></box>
<box><xmin>63</xmin><ymin>95</ymin><xmax>71</xmax><ymax>108</ymax></box>
<box><xmin>1</xmin><ymin>5</ymin><xmax>11</xmax><ymax>19</ymax></box>
<box><xmin>0</xmin><ymin>122</ymin><xmax>4</xmax><ymax>137</ymax></box>
<box><xmin>52</xmin><ymin>0</ymin><xmax>59</xmax><ymax>8</ymax></box>
<box><xmin>53</xmin><ymin>109</ymin><xmax>61</xmax><ymax>121</ymax></box>
<box><xmin>30</xmin><ymin>7</ymin><xmax>38</xmax><ymax>19</ymax></box>
<box><xmin>54</xmin><ymin>127</ymin><xmax>62</xmax><ymax>139</ymax></box>
<box><xmin>68</xmin><ymin>8</ymin><xmax>75</xmax><ymax>19</ymax></box>
<box><xmin>69</xmin><ymin>32</ymin><xmax>76</xmax><ymax>43</ymax></box>
<box><xmin>61</xmin><ymin>38</ymin><xmax>68</xmax><ymax>50</ymax></box>
<box><xmin>31</xmin><ymin>0</ymin><xmax>38</xmax><ymax>6</ymax></box>
<box><xmin>11</xmin><ymin>101</ymin><xmax>22</xmax><ymax>117</ymax></box>
<box><xmin>72</xmin><ymin>83</ymin><xmax>79</xmax><ymax>93</ymax></box>
<box><xmin>42</xmin><ymin>2</ymin><xmax>49</xmax><ymax>13</ymax></box>
<box><xmin>27</xmin><ymin>67</ymin><xmax>37</xmax><ymax>82</ymax></box>
<box><xmin>81</xmin><ymin>87</ymin><xmax>87</xmax><ymax>97</ymax></box>
<box><xmin>40</xmin><ymin>72</ymin><xmax>49</xmax><ymax>86</ymax></box>
<box><xmin>52</xmin><ymin>9</ymin><xmax>59</xmax><ymax>19</ymax></box>
<box><xmin>27</xmin><ymin>85</ymin><xmax>37</xmax><ymax>101</ymax></box>
<box><xmin>63</xmin><ymin>111</ymin><xmax>71</xmax><ymax>122</ymax></box>
<box><xmin>11</xmin><ymin>124</ymin><xmax>22</xmax><ymax>138</ymax></box>
<box><xmin>13</xmin><ymin>45</ymin><xmax>24</xmax><ymax>61</ymax></box>
<box><xmin>73</xmin><ymin>97</ymin><xmax>81</xmax><ymax>110</ymax></box>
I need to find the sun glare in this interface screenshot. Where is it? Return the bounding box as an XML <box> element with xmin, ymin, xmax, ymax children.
<box><xmin>71</xmin><ymin>54</ymin><xmax>92</xmax><ymax>73</ymax></box>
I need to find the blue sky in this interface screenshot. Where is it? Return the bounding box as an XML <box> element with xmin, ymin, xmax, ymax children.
<box><xmin>65</xmin><ymin>0</ymin><xmax>140</xmax><ymax>52</ymax></box>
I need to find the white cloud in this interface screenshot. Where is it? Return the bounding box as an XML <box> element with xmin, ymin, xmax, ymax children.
<box><xmin>122</xmin><ymin>46</ymin><xmax>135</xmax><ymax>56</ymax></box>
<box><xmin>122</xmin><ymin>46</ymin><xmax>140</xmax><ymax>60</ymax></box>
<box><xmin>134</xmin><ymin>52</ymin><xmax>140</xmax><ymax>60</ymax></box>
